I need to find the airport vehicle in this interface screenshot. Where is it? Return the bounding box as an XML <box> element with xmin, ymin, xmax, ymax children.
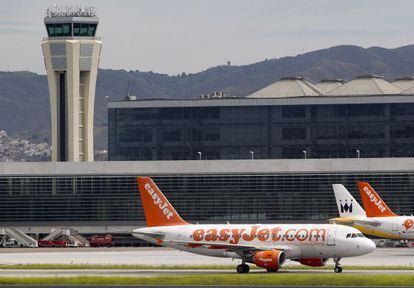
<box><xmin>133</xmin><ymin>177</ymin><xmax>375</xmax><ymax>273</ymax></box>
<box><xmin>331</xmin><ymin>182</ymin><xmax>414</xmax><ymax>240</ymax></box>
<box><xmin>89</xmin><ymin>235</ymin><xmax>113</xmax><ymax>247</ymax></box>
<box><xmin>38</xmin><ymin>239</ymin><xmax>68</xmax><ymax>247</ymax></box>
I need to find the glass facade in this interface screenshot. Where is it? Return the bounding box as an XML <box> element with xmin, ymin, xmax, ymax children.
<box><xmin>46</xmin><ymin>23</ymin><xmax>97</xmax><ymax>37</ymax></box>
<box><xmin>0</xmin><ymin>173</ymin><xmax>413</xmax><ymax>224</ymax></box>
<box><xmin>109</xmin><ymin>103</ymin><xmax>414</xmax><ymax>161</ymax></box>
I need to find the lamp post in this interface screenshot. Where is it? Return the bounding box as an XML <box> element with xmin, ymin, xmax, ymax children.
<box><xmin>249</xmin><ymin>150</ymin><xmax>254</xmax><ymax>160</ymax></box>
<box><xmin>197</xmin><ymin>151</ymin><xmax>202</xmax><ymax>160</ymax></box>
<box><xmin>356</xmin><ymin>149</ymin><xmax>360</xmax><ymax>159</ymax></box>
<box><xmin>302</xmin><ymin>150</ymin><xmax>307</xmax><ymax>159</ymax></box>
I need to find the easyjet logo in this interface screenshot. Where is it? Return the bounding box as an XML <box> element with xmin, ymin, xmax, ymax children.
<box><xmin>144</xmin><ymin>183</ymin><xmax>173</xmax><ymax>219</ymax></box>
<box><xmin>192</xmin><ymin>225</ymin><xmax>326</xmax><ymax>245</ymax></box>
<box><xmin>403</xmin><ymin>219</ymin><xmax>414</xmax><ymax>230</ymax></box>
<box><xmin>363</xmin><ymin>186</ymin><xmax>386</xmax><ymax>213</ymax></box>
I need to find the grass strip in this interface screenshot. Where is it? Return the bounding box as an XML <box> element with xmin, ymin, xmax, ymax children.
<box><xmin>0</xmin><ymin>274</ymin><xmax>413</xmax><ymax>286</ymax></box>
<box><xmin>0</xmin><ymin>263</ymin><xmax>413</xmax><ymax>270</ymax></box>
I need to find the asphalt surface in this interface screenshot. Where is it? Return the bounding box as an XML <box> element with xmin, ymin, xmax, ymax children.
<box><xmin>0</xmin><ymin>268</ymin><xmax>413</xmax><ymax>277</ymax></box>
<box><xmin>0</xmin><ymin>247</ymin><xmax>413</xmax><ymax>266</ymax></box>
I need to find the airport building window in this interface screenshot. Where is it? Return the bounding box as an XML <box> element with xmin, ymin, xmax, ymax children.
<box><xmin>347</xmin><ymin>104</ymin><xmax>384</xmax><ymax>117</ymax></box>
<box><xmin>0</xmin><ymin>172</ymin><xmax>414</xmax><ymax>225</ymax></box>
<box><xmin>163</xmin><ymin>130</ymin><xmax>181</xmax><ymax>142</ymax></box>
<box><xmin>391</xmin><ymin>104</ymin><xmax>414</xmax><ymax>116</ymax></box>
<box><xmin>390</xmin><ymin>125</ymin><xmax>414</xmax><ymax>138</ymax></box>
<box><xmin>282</xmin><ymin>106</ymin><xmax>306</xmax><ymax>118</ymax></box>
<box><xmin>119</xmin><ymin>128</ymin><xmax>152</xmax><ymax>142</ymax></box>
<box><xmin>108</xmin><ymin>102</ymin><xmax>414</xmax><ymax>160</ymax></box>
<box><xmin>347</xmin><ymin>125</ymin><xmax>385</xmax><ymax>139</ymax></box>
<box><xmin>46</xmin><ymin>23</ymin><xmax>72</xmax><ymax>37</ymax></box>
<box><xmin>282</xmin><ymin>127</ymin><xmax>306</xmax><ymax>140</ymax></box>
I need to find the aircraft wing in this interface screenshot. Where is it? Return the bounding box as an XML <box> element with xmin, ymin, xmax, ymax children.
<box><xmin>168</xmin><ymin>239</ymin><xmax>300</xmax><ymax>258</ymax></box>
<box><xmin>330</xmin><ymin>217</ymin><xmax>381</xmax><ymax>227</ymax></box>
<box><xmin>353</xmin><ymin>219</ymin><xmax>381</xmax><ymax>227</ymax></box>
<box><xmin>133</xmin><ymin>231</ymin><xmax>166</xmax><ymax>238</ymax></box>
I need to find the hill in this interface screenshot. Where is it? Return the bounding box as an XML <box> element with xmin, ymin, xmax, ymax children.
<box><xmin>2</xmin><ymin>44</ymin><xmax>414</xmax><ymax>149</ymax></box>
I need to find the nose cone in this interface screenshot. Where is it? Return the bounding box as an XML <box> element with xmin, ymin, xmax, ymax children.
<box><xmin>359</xmin><ymin>238</ymin><xmax>376</xmax><ymax>255</ymax></box>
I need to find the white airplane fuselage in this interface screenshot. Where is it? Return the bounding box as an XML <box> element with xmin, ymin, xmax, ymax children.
<box><xmin>332</xmin><ymin>216</ymin><xmax>414</xmax><ymax>240</ymax></box>
<box><xmin>133</xmin><ymin>223</ymin><xmax>375</xmax><ymax>259</ymax></box>
<box><xmin>332</xmin><ymin>183</ymin><xmax>414</xmax><ymax>240</ymax></box>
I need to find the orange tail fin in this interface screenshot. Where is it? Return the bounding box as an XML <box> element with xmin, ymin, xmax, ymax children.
<box><xmin>137</xmin><ymin>177</ymin><xmax>188</xmax><ymax>227</ymax></box>
<box><xmin>357</xmin><ymin>182</ymin><xmax>397</xmax><ymax>217</ymax></box>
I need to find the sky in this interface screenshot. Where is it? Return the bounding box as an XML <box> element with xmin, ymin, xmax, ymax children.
<box><xmin>1</xmin><ymin>0</ymin><xmax>414</xmax><ymax>75</ymax></box>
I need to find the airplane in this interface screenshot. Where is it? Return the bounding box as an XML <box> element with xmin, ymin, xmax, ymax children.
<box><xmin>132</xmin><ymin>177</ymin><xmax>375</xmax><ymax>273</ymax></box>
<box><xmin>331</xmin><ymin>182</ymin><xmax>414</xmax><ymax>240</ymax></box>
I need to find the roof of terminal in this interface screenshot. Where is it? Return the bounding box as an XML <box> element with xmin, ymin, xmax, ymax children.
<box><xmin>108</xmin><ymin>74</ymin><xmax>414</xmax><ymax>108</ymax></box>
<box><xmin>326</xmin><ymin>75</ymin><xmax>401</xmax><ymax>96</ymax></box>
<box><xmin>248</xmin><ymin>77</ymin><xmax>323</xmax><ymax>98</ymax></box>
<box><xmin>392</xmin><ymin>76</ymin><xmax>414</xmax><ymax>90</ymax></box>
<box><xmin>248</xmin><ymin>74</ymin><xmax>404</xmax><ymax>98</ymax></box>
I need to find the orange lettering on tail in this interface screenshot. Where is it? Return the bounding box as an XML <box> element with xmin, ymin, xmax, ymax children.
<box><xmin>137</xmin><ymin>177</ymin><xmax>189</xmax><ymax>227</ymax></box>
<box><xmin>358</xmin><ymin>182</ymin><xmax>397</xmax><ymax>217</ymax></box>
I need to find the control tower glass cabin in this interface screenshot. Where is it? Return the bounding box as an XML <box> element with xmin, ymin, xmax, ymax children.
<box><xmin>42</xmin><ymin>7</ymin><xmax>102</xmax><ymax>162</ymax></box>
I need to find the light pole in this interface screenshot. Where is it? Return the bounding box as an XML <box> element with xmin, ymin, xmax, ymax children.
<box><xmin>302</xmin><ymin>150</ymin><xmax>307</xmax><ymax>159</ymax></box>
<box><xmin>197</xmin><ymin>151</ymin><xmax>202</xmax><ymax>160</ymax></box>
<box><xmin>356</xmin><ymin>149</ymin><xmax>360</xmax><ymax>158</ymax></box>
<box><xmin>249</xmin><ymin>150</ymin><xmax>254</xmax><ymax>160</ymax></box>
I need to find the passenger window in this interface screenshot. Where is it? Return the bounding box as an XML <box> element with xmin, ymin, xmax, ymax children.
<box><xmin>346</xmin><ymin>233</ymin><xmax>351</xmax><ymax>238</ymax></box>
<box><xmin>351</xmin><ymin>234</ymin><xmax>357</xmax><ymax>238</ymax></box>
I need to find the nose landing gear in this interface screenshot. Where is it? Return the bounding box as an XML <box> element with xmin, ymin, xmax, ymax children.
<box><xmin>334</xmin><ymin>257</ymin><xmax>342</xmax><ymax>273</ymax></box>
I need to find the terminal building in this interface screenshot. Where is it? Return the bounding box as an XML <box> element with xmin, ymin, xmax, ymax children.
<box><xmin>1</xmin><ymin>158</ymin><xmax>414</xmax><ymax>235</ymax></box>
<box><xmin>108</xmin><ymin>75</ymin><xmax>414</xmax><ymax>161</ymax></box>
<box><xmin>1</xmin><ymin>75</ymin><xmax>414</xmax><ymax>236</ymax></box>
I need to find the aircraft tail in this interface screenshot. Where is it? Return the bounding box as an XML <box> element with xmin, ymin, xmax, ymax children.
<box><xmin>332</xmin><ymin>184</ymin><xmax>366</xmax><ymax>217</ymax></box>
<box><xmin>137</xmin><ymin>177</ymin><xmax>188</xmax><ymax>227</ymax></box>
<box><xmin>357</xmin><ymin>182</ymin><xmax>397</xmax><ymax>217</ymax></box>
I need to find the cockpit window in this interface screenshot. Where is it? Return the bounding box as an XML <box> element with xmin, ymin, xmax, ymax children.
<box><xmin>346</xmin><ymin>233</ymin><xmax>364</xmax><ymax>238</ymax></box>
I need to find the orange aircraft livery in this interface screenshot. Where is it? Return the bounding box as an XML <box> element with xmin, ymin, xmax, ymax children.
<box><xmin>332</xmin><ymin>182</ymin><xmax>414</xmax><ymax>240</ymax></box>
<box><xmin>133</xmin><ymin>177</ymin><xmax>375</xmax><ymax>273</ymax></box>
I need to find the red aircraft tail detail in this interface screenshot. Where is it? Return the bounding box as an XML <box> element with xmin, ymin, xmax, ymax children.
<box><xmin>137</xmin><ymin>177</ymin><xmax>188</xmax><ymax>227</ymax></box>
<box><xmin>358</xmin><ymin>182</ymin><xmax>397</xmax><ymax>217</ymax></box>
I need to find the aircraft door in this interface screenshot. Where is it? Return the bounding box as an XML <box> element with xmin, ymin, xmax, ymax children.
<box><xmin>392</xmin><ymin>219</ymin><xmax>399</xmax><ymax>232</ymax></box>
<box><xmin>327</xmin><ymin>228</ymin><xmax>336</xmax><ymax>246</ymax></box>
<box><xmin>177</xmin><ymin>227</ymin><xmax>186</xmax><ymax>241</ymax></box>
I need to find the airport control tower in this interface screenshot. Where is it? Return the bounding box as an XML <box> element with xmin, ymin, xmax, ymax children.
<box><xmin>42</xmin><ymin>6</ymin><xmax>102</xmax><ymax>162</ymax></box>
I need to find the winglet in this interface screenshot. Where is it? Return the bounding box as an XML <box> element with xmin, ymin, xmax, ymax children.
<box><xmin>137</xmin><ymin>177</ymin><xmax>188</xmax><ymax>227</ymax></box>
<box><xmin>332</xmin><ymin>184</ymin><xmax>366</xmax><ymax>217</ymax></box>
<box><xmin>358</xmin><ymin>182</ymin><xmax>397</xmax><ymax>217</ymax></box>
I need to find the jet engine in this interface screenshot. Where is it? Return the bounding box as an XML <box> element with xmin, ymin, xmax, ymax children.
<box><xmin>252</xmin><ymin>250</ymin><xmax>286</xmax><ymax>271</ymax></box>
<box><xmin>298</xmin><ymin>258</ymin><xmax>329</xmax><ymax>267</ymax></box>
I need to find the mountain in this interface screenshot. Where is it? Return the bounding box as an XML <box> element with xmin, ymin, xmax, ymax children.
<box><xmin>2</xmin><ymin>44</ymin><xmax>414</xmax><ymax>150</ymax></box>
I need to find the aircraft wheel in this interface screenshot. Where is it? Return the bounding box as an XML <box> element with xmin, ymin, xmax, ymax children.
<box><xmin>334</xmin><ymin>266</ymin><xmax>343</xmax><ymax>273</ymax></box>
<box><xmin>236</xmin><ymin>264</ymin><xmax>250</xmax><ymax>273</ymax></box>
<box><xmin>266</xmin><ymin>268</ymin><xmax>278</xmax><ymax>273</ymax></box>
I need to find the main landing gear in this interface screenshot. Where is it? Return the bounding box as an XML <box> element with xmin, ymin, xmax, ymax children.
<box><xmin>334</xmin><ymin>257</ymin><xmax>343</xmax><ymax>273</ymax></box>
<box><xmin>236</xmin><ymin>262</ymin><xmax>250</xmax><ymax>273</ymax></box>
